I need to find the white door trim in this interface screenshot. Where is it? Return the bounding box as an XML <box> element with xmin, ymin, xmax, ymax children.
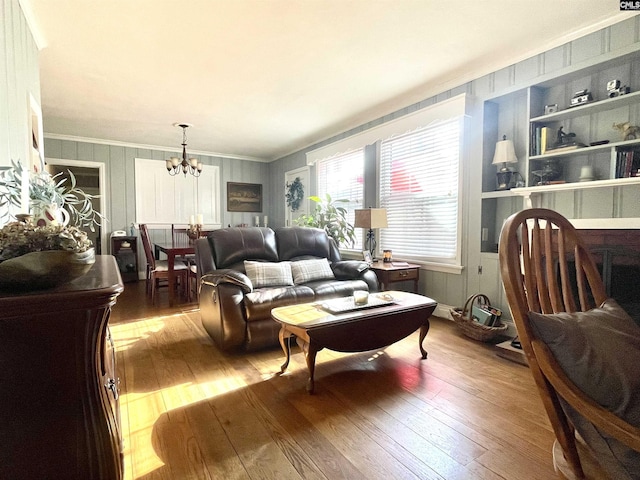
<box><xmin>45</xmin><ymin>157</ymin><xmax>108</xmax><ymax>255</ymax></box>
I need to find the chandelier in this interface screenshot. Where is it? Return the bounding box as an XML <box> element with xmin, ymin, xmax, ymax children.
<box><xmin>166</xmin><ymin>123</ymin><xmax>203</xmax><ymax>177</ymax></box>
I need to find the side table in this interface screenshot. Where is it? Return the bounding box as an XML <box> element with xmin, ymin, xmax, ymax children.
<box><xmin>369</xmin><ymin>262</ymin><xmax>420</xmax><ymax>293</ymax></box>
<box><xmin>111</xmin><ymin>235</ymin><xmax>138</xmax><ymax>283</ymax></box>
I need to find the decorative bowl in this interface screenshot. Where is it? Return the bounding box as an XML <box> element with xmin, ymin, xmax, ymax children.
<box><xmin>0</xmin><ymin>248</ymin><xmax>95</xmax><ymax>291</ymax></box>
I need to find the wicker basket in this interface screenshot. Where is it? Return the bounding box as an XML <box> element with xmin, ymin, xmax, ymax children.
<box><xmin>450</xmin><ymin>293</ymin><xmax>508</xmax><ymax>342</ymax></box>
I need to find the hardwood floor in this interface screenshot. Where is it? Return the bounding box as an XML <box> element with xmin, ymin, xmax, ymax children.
<box><xmin>110</xmin><ymin>281</ymin><xmax>557</xmax><ymax>480</ymax></box>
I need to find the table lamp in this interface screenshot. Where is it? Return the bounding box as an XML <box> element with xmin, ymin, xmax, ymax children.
<box><xmin>354</xmin><ymin>208</ymin><xmax>388</xmax><ymax>259</ymax></box>
<box><xmin>492</xmin><ymin>135</ymin><xmax>518</xmax><ymax>190</ymax></box>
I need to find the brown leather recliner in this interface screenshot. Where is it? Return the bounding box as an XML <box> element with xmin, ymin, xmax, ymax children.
<box><xmin>195</xmin><ymin>226</ymin><xmax>379</xmax><ymax>352</ymax></box>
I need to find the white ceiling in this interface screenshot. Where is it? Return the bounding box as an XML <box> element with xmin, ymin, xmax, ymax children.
<box><xmin>23</xmin><ymin>1</ymin><xmax>633</xmax><ymax>162</ymax></box>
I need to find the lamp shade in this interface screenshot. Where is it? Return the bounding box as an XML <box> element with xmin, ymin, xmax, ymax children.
<box><xmin>492</xmin><ymin>137</ymin><xmax>518</xmax><ymax>165</ymax></box>
<box><xmin>355</xmin><ymin>208</ymin><xmax>388</xmax><ymax>229</ymax></box>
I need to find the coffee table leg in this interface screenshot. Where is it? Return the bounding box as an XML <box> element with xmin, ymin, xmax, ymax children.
<box><xmin>419</xmin><ymin>319</ymin><xmax>431</xmax><ymax>359</ymax></box>
<box><xmin>305</xmin><ymin>345</ymin><xmax>318</xmax><ymax>394</ymax></box>
<box><xmin>278</xmin><ymin>327</ymin><xmax>291</xmax><ymax>373</ymax></box>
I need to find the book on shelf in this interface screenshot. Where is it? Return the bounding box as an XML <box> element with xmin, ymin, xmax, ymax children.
<box><xmin>540</xmin><ymin>126</ymin><xmax>553</xmax><ymax>155</ymax></box>
<box><xmin>531</xmin><ymin>125</ymin><xmax>556</xmax><ymax>155</ymax></box>
<box><xmin>615</xmin><ymin>148</ymin><xmax>640</xmax><ymax>178</ymax></box>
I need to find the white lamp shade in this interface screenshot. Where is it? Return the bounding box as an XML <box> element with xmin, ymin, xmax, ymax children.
<box><xmin>492</xmin><ymin>138</ymin><xmax>518</xmax><ymax>165</ymax></box>
<box><xmin>354</xmin><ymin>208</ymin><xmax>388</xmax><ymax>229</ymax></box>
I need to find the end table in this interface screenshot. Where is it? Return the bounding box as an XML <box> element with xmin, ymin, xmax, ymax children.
<box><xmin>369</xmin><ymin>262</ymin><xmax>420</xmax><ymax>293</ymax></box>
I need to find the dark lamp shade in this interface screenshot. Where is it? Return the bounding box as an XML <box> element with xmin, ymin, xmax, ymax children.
<box><xmin>354</xmin><ymin>208</ymin><xmax>388</xmax><ymax>229</ymax></box>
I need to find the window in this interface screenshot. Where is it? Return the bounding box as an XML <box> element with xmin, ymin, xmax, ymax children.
<box><xmin>379</xmin><ymin>117</ymin><xmax>462</xmax><ymax>265</ymax></box>
<box><xmin>316</xmin><ymin>149</ymin><xmax>365</xmax><ymax>250</ymax></box>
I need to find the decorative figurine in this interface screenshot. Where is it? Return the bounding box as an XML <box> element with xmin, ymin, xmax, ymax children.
<box><xmin>556</xmin><ymin>126</ymin><xmax>577</xmax><ymax>147</ymax></box>
<box><xmin>613</xmin><ymin>122</ymin><xmax>640</xmax><ymax>141</ymax></box>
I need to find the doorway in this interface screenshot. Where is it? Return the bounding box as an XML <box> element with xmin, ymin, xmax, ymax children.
<box><xmin>45</xmin><ymin>159</ymin><xmax>107</xmax><ymax>255</ymax></box>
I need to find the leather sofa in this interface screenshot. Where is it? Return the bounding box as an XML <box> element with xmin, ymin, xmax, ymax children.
<box><xmin>194</xmin><ymin>226</ymin><xmax>379</xmax><ymax>352</ymax></box>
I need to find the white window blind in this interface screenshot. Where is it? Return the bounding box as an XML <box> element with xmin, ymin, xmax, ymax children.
<box><xmin>379</xmin><ymin>118</ymin><xmax>461</xmax><ymax>263</ymax></box>
<box><xmin>316</xmin><ymin>149</ymin><xmax>364</xmax><ymax>250</ymax></box>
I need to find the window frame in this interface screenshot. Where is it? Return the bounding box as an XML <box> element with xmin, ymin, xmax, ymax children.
<box><xmin>377</xmin><ymin>117</ymin><xmax>465</xmax><ymax>273</ymax></box>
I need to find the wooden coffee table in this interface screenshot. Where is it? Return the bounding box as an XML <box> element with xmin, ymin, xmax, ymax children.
<box><xmin>271</xmin><ymin>291</ymin><xmax>437</xmax><ymax>393</ymax></box>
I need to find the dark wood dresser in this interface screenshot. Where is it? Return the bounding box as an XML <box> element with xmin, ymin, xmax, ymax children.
<box><xmin>0</xmin><ymin>255</ymin><xmax>124</xmax><ymax>479</ymax></box>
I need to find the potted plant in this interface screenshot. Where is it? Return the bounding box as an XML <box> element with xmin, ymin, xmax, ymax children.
<box><xmin>0</xmin><ymin>160</ymin><xmax>103</xmax><ymax>290</ymax></box>
<box><xmin>294</xmin><ymin>194</ymin><xmax>356</xmax><ymax>248</ymax></box>
<box><xmin>0</xmin><ymin>160</ymin><xmax>103</xmax><ymax>231</ymax></box>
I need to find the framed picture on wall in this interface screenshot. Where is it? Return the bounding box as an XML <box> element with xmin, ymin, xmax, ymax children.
<box><xmin>227</xmin><ymin>182</ymin><xmax>262</xmax><ymax>212</ymax></box>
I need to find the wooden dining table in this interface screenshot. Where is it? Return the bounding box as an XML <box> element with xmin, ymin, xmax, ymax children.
<box><xmin>154</xmin><ymin>240</ymin><xmax>195</xmax><ymax>307</ymax></box>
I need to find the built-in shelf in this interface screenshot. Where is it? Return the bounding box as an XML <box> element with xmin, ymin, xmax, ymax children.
<box><xmin>512</xmin><ymin>175</ymin><xmax>640</xmax><ymax>195</ymax></box>
<box><xmin>530</xmin><ymin>90</ymin><xmax>640</xmax><ymax>124</ymax></box>
<box><xmin>480</xmin><ymin>190</ymin><xmax>521</xmax><ymax>199</ymax></box>
<box><xmin>529</xmin><ymin>138</ymin><xmax>640</xmax><ymax>161</ymax></box>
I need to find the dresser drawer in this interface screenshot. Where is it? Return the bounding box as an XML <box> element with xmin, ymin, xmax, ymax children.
<box><xmin>387</xmin><ymin>268</ymin><xmax>418</xmax><ymax>282</ymax></box>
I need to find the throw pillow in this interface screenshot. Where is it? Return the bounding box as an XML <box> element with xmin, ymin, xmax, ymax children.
<box><xmin>528</xmin><ymin>298</ymin><xmax>640</xmax><ymax>479</ymax></box>
<box><xmin>243</xmin><ymin>261</ymin><xmax>293</xmax><ymax>288</ymax></box>
<box><xmin>290</xmin><ymin>258</ymin><xmax>335</xmax><ymax>284</ymax></box>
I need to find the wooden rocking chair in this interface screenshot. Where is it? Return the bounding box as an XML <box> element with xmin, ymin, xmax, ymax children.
<box><xmin>499</xmin><ymin>208</ymin><xmax>640</xmax><ymax>479</ymax></box>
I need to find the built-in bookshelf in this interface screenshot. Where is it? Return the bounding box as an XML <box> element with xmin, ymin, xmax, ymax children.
<box><xmin>481</xmin><ymin>51</ymin><xmax>640</xmax><ymax>255</ymax></box>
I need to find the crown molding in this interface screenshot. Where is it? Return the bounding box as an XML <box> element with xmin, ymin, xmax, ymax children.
<box><xmin>19</xmin><ymin>0</ymin><xmax>47</xmax><ymax>50</ymax></box>
<box><xmin>43</xmin><ymin>133</ymin><xmax>270</xmax><ymax>163</ymax></box>
<box><xmin>273</xmin><ymin>12</ymin><xmax>637</xmax><ymax>162</ymax></box>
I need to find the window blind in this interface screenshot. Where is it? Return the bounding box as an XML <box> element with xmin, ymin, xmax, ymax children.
<box><xmin>316</xmin><ymin>149</ymin><xmax>364</xmax><ymax>250</ymax></box>
<box><xmin>379</xmin><ymin>118</ymin><xmax>461</xmax><ymax>263</ymax></box>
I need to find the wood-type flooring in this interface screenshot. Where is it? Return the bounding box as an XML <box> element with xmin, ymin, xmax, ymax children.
<box><xmin>110</xmin><ymin>281</ymin><xmax>556</xmax><ymax>480</ymax></box>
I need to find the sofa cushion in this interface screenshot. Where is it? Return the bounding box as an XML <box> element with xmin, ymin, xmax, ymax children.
<box><xmin>244</xmin><ymin>261</ymin><xmax>293</xmax><ymax>288</ymax></box>
<box><xmin>291</xmin><ymin>258</ymin><xmax>335</xmax><ymax>284</ymax></box>
<box><xmin>528</xmin><ymin>298</ymin><xmax>640</xmax><ymax>479</ymax></box>
<box><xmin>275</xmin><ymin>226</ymin><xmax>335</xmax><ymax>261</ymax></box>
<box><xmin>209</xmin><ymin>227</ymin><xmax>278</xmax><ymax>269</ymax></box>
<box><xmin>307</xmin><ymin>279</ymin><xmax>370</xmax><ymax>298</ymax></box>
<box><xmin>244</xmin><ymin>285</ymin><xmax>315</xmax><ymax>321</ymax></box>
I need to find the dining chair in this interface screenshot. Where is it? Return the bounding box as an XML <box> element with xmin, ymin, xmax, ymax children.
<box><xmin>171</xmin><ymin>224</ymin><xmax>191</xmax><ymax>245</ymax></box>
<box><xmin>186</xmin><ymin>229</ymin><xmax>210</xmax><ymax>302</ymax></box>
<box><xmin>499</xmin><ymin>208</ymin><xmax>640</xmax><ymax>479</ymax></box>
<box><xmin>139</xmin><ymin>223</ymin><xmax>189</xmax><ymax>305</ymax></box>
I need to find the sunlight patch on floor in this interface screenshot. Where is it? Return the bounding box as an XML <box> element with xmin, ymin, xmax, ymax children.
<box><xmin>109</xmin><ymin>315</ymin><xmax>170</xmax><ymax>350</ymax></box>
<box><xmin>111</xmin><ymin>311</ymin><xmax>251</xmax><ymax>479</ymax></box>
